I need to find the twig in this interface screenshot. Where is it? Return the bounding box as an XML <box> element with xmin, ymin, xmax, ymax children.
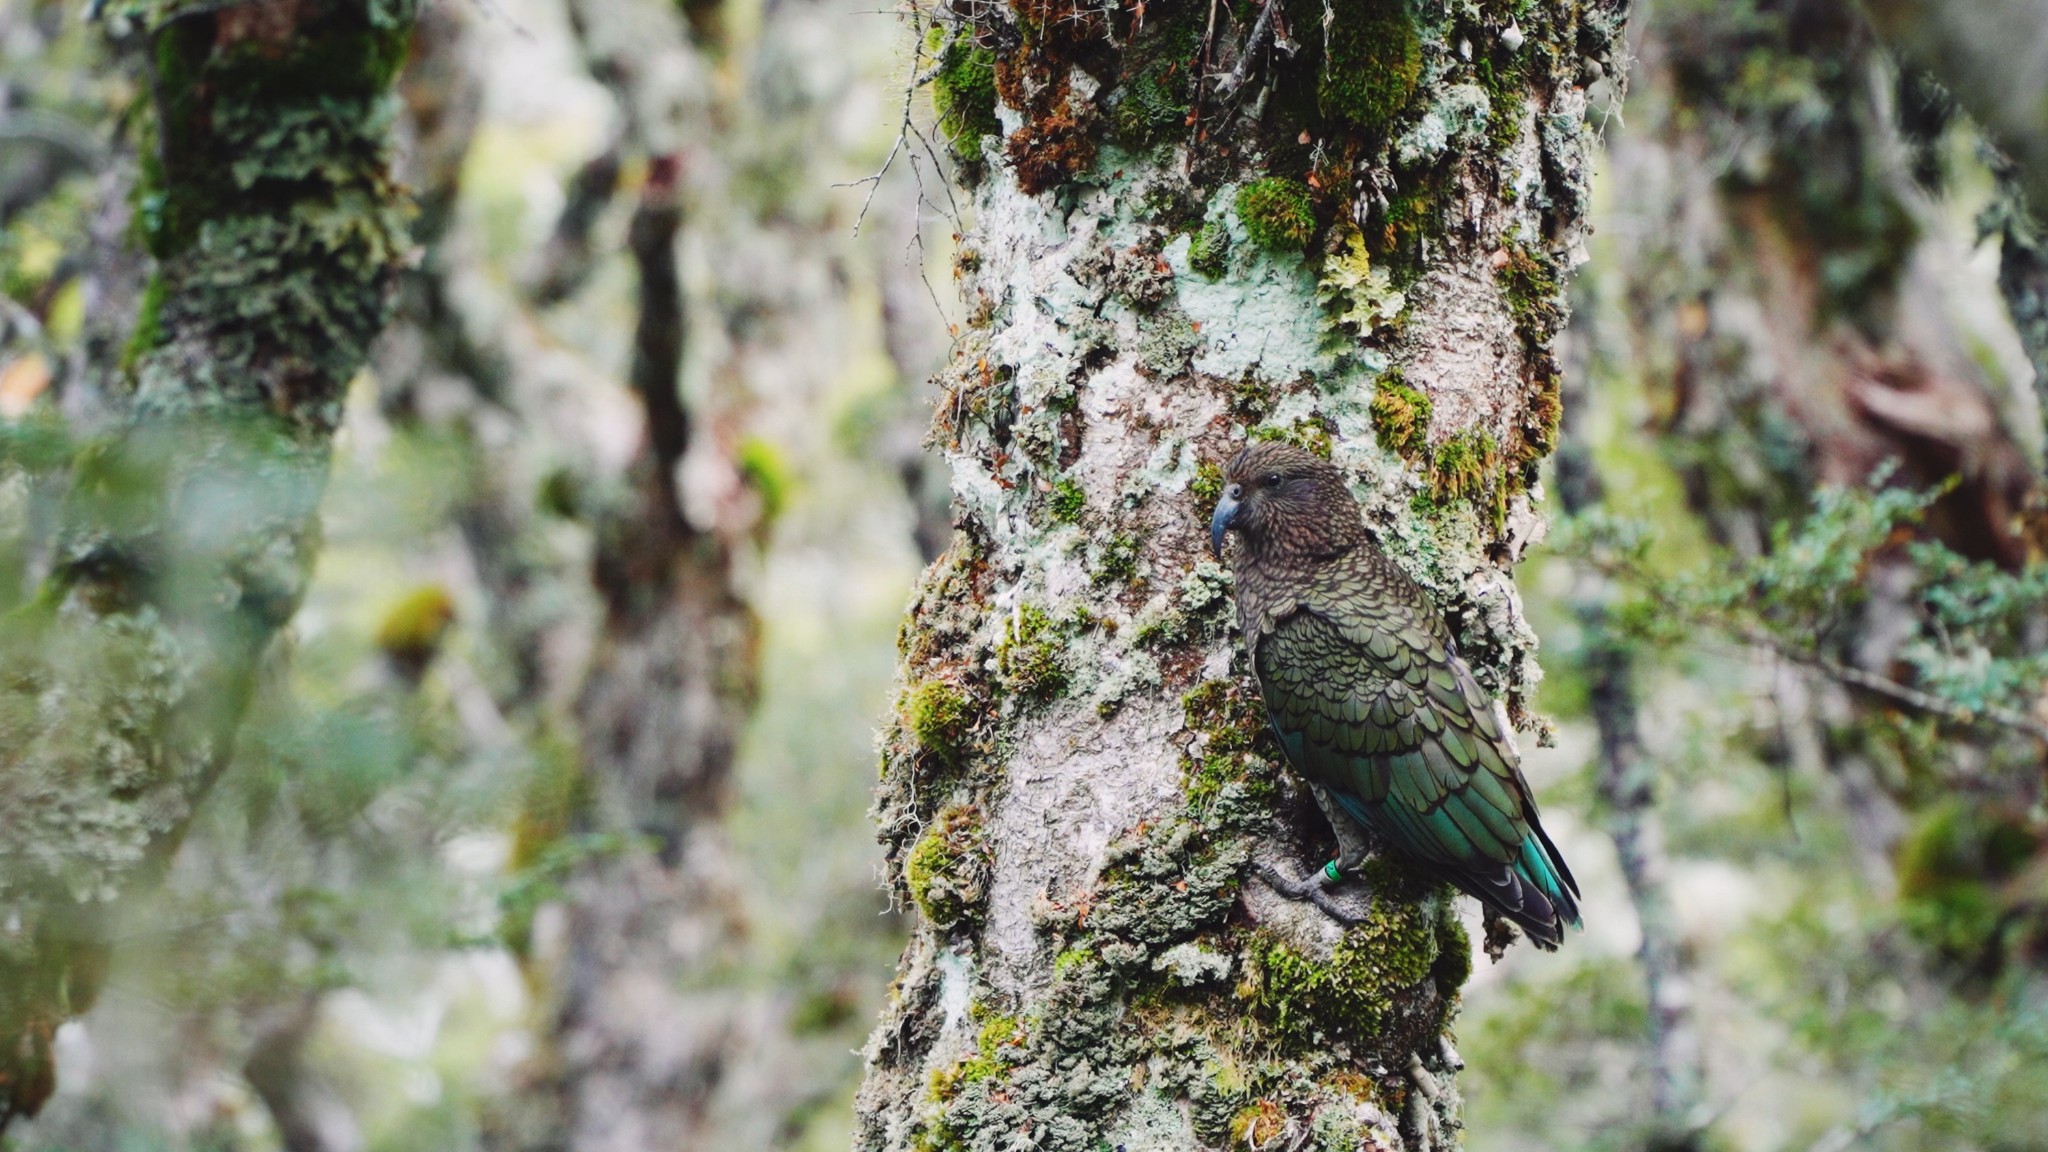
<box><xmin>838</xmin><ymin>12</ymin><xmax>960</xmax><ymax>236</ymax></box>
<box><xmin>1582</xmin><ymin>553</ymin><xmax>2048</xmax><ymax>745</ymax></box>
<box><xmin>1217</xmin><ymin>0</ymin><xmax>1279</xmax><ymax>95</ymax></box>
<box><xmin>1756</xmin><ymin>626</ymin><xmax>2048</xmax><ymax>744</ymax></box>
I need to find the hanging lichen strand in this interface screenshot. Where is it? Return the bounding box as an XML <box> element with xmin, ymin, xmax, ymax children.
<box><xmin>860</xmin><ymin>0</ymin><xmax>1626</xmax><ymax>1147</ymax></box>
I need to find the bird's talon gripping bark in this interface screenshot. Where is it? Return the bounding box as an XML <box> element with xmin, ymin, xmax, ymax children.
<box><xmin>1253</xmin><ymin>863</ymin><xmax>1370</xmax><ymax>925</ymax></box>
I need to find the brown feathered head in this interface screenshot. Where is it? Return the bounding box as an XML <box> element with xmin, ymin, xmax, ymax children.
<box><xmin>1209</xmin><ymin>441</ymin><xmax>1368</xmax><ymax>563</ymax></box>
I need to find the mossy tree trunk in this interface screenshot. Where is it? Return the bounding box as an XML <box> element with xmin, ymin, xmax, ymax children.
<box><xmin>859</xmin><ymin>1</ymin><xmax>1629</xmax><ymax>1148</ymax></box>
<box><xmin>0</xmin><ymin>0</ymin><xmax>415</xmax><ymax>1129</ymax></box>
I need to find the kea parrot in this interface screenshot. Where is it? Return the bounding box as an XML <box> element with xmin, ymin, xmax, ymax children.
<box><xmin>1209</xmin><ymin>440</ymin><xmax>1581</xmax><ymax>948</ymax></box>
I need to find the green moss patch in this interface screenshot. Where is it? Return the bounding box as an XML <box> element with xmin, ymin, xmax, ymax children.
<box><xmin>1247</xmin><ymin>857</ymin><xmax>1460</xmax><ymax>1056</ymax></box>
<box><xmin>904</xmin><ymin>803</ymin><xmax>994</xmax><ymax>930</ymax></box>
<box><xmin>928</xmin><ymin>30</ymin><xmax>1000</xmax><ymax>151</ymax></box>
<box><xmin>375</xmin><ymin>583</ymin><xmax>456</xmax><ymax>669</ymax></box>
<box><xmin>997</xmin><ymin>603</ymin><xmax>1070</xmax><ymax>700</ymax></box>
<box><xmin>1049</xmin><ymin>477</ymin><xmax>1087</xmax><ymax>523</ymax></box>
<box><xmin>1369</xmin><ymin>373</ymin><xmax>1432</xmax><ymax>462</ymax></box>
<box><xmin>1319</xmin><ymin>0</ymin><xmax>1422</xmax><ymax>131</ymax></box>
<box><xmin>1235</xmin><ymin>178</ymin><xmax>1317</xmax><ymax>253</ymax></box>
<box><xmin>903</xmin><ymin>678</ymin><xmax>975</xmax><ymax>764</ymax></box>
<box><xmin>1188</xmin><ymin>219</ymin><xmax>1231</xmax><ymax>279</ymax></box>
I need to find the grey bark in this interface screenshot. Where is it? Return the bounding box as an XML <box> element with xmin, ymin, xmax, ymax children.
<box><xmin>492</xmin><ymin>101</ymin><xmax>763</xmax><ymax>1151</ymax></box>
<box><xmin>0</xmin><ymin>0</ymin><xmax>416</xmax><ymax>1127</ymax></box>
<box><xmin>859</xmin><ymin>1</ymin><xmax>1631</xmax><ymax>1148</ymax></box>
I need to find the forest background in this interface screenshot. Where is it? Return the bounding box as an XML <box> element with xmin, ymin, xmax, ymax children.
<box><xmin>0</xmin><ymin>0</ymin><xmax>2046</xmax><ymax>1149</ymax></box>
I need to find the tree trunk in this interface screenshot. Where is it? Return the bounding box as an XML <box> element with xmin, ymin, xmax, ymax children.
<box><xmin>1554</xmin><ymin>342</ymin><xmax>1701</xmax><ymax>1144</ymax></box>
<box><xmin>0</xmin><ymin>0</ymin><xmax>416</xmax><ymax>1128</ymax></box>
<box><xmin>857</xmin><ymin>1</ymin><xmax>1630</xmax><ymax>1147</ymax></box>
<box><xmin>482</xmin><ymin>1</ymin><xmax>777</xmax><ymax>1147</ymax></box>
<box><xmin>1858</xmin><ymin>0</ymin><xmax>2048</xmax><ymax>208</ymax></box>
<box><xmin>1602</xmin><ymin>0</ymin><xmax>2041</xmax><ymax>836</ymax></box>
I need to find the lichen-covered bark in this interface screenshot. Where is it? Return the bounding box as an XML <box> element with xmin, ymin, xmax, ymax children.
<box><xmin>860</xmin><ymin>1</ymin><xmax>1629</xmax><ymax>1148</ymax></box>
<box><xmin>1983</xmin><ymin>169</ymin><xmax>2048</xmax><ymax>450</ymax></box>
<box><xmin>0</xmin><ymin>0</ymin><xmax>415</xmax><ymax>1127</ymax></box>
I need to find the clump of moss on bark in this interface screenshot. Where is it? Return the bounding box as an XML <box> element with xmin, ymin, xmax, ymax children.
<box><xmin>1111</xmin><ymin>60</ymin><xmax>1191</xmax><ymax>145</ymax></box>
<box><xmin>1475</xmin><ymin>53</ymin><xmax>1528</xmax><ymax>157</ymax></box>
<box><xmin>1092</xmin><ymin>532</ymin><xmax>1140</xmax><ymax>587</ymax></box>
<box><xmin>1368</xmin><ymin>371</ymin><xmax>1432</xmax><ymax>461</ymax></box>
<box><xmin>375</xmin><ymin>583</ymin><xmax>456</xmax><ymax>673</ymax></box>
<box><xmin>1498</xmin><ymin>240</ymin><xmax>1565</xmax><ymax>345</ymax></box>
<box><xmin>997</xmin><ymin>603</ymin><xmax>1070</xmax><ymax>700</ymax></box>
<box><xmin>1319</xmin><ymin>0</ymin><xmax>1422</xmax><ymax>132</ymax></box>
<box><xmin>1048</xmin><ymin>477</ymin><xmax>1086</xmax><ymax>523</ymax></box>
<box><xmin>904</xmin><ymin>803</ymin><xmax>994</xmax><ymax>930</ymax></box>
<box><xmin>903</xmin><ymin>678</ymin><xmax>975</xmax><ymax>764</ymax></box>
<box><xmin>1245</xmin><ymin>856</ymin><xmax>1464</xmax><ymax>1059</ymax></box>
<box><xmin>1180</xmin><ymin>680</ymin><xmax>1281</xmax><ymax>820</ymax></box>
<box><xmin>1235</xmin><ymin>178</ymin><xmax>1317</xmax><ymax>253</ymax></box>
<box><xmin>928</xmin><ymin>29</ymin><xmax>1000</xmax><ymax>152</ymax></box>
<box><xmin>1430</xmin><ymin>428</ymin><xmax>1498</xmax><ymax>507</ymax></box>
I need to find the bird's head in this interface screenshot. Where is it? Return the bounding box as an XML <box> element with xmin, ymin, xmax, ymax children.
<box><xmin>1209</xmin><ymin>440</ymin><xmax>1366</xmax><ymax>562</ymax></box>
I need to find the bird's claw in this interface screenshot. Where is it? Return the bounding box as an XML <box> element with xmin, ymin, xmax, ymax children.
<box><xmin>1253</xmin><ymin>862</ymin><xmax>1370</xmax><ymax>925</ymax></box>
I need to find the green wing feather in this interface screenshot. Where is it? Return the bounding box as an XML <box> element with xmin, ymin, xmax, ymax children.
<box><xmin>1251</xmin><ymin>565</ymin><xmax>1581</xmax><ymax>947</ymax></box>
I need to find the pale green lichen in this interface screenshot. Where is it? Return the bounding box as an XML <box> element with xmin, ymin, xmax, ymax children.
<box><xmin>1136</xmin><ymin>308</ymin><xmax>1202</xmax><ymax>376</ymax></box>
<box><xmin>1395</xmin><ymin>82</ymin><xmax>1492</xmax><ymax>167</ymax></box>
<box><xmin>1318</xmin><ymin>225</ymin><xmax>1406</xmax><ymax>339</ymax></box>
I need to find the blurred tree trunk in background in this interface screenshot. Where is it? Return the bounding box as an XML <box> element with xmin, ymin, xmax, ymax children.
<box><xmin>1858</xmin><ymin>0</ymin><xmax>2048</xmax><ymax>210</ymax></box>
<box><xmin>0</xmin><ymin>0</ymin><xmax>416</xmax><ymax>1130</ymax></box>
<box><xmin>230</xmin><ymin>9</ymin><xmax>495</xmax><ymax>1147</ymax></box>
<box><xmin>1553</xmin><ymin>341</ymin><xmax>1703</xmax><ymax>1146</ymax></box>
<box><xmin>487</xmin><ymin>0</ymin><xmax>914</xmax><ymax>1143</ymax></box>
<box><xmin>1606</xmin><ymin>0</ymin><xmax>2041</xmax><ymax>816</ymax></box>
<box><xmin>1491</xmin><ymin>0</ymin><xmax>2048</xmax><ymax>1143</ymax></box>
<box><xmin>482</xmin><ymin>3</ymin><xmax>765</xmax><ymax>1147</ymax></box>
<box><xmin>857</xmin><ymin>0</ymin><xmax>1629</xmax><ymax>1147</ymax></box>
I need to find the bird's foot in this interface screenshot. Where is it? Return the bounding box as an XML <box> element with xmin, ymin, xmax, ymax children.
<box><xmin>1252</xmin><ymin>861</ymin><xmax>1370</xmax><ymax>925</ymax></box>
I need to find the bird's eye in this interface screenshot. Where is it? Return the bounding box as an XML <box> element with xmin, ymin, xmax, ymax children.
<box><xmin>1263</xmin><ymin>472</ymin><xmax>1284</xmax><ymax>488</ymax></box>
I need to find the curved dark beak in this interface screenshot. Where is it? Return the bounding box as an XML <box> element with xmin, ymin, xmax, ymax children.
<box><xmin>1209</xmin><ymin>485</ymin><xmax>1241</xmax><ymax>560</ymax></box>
